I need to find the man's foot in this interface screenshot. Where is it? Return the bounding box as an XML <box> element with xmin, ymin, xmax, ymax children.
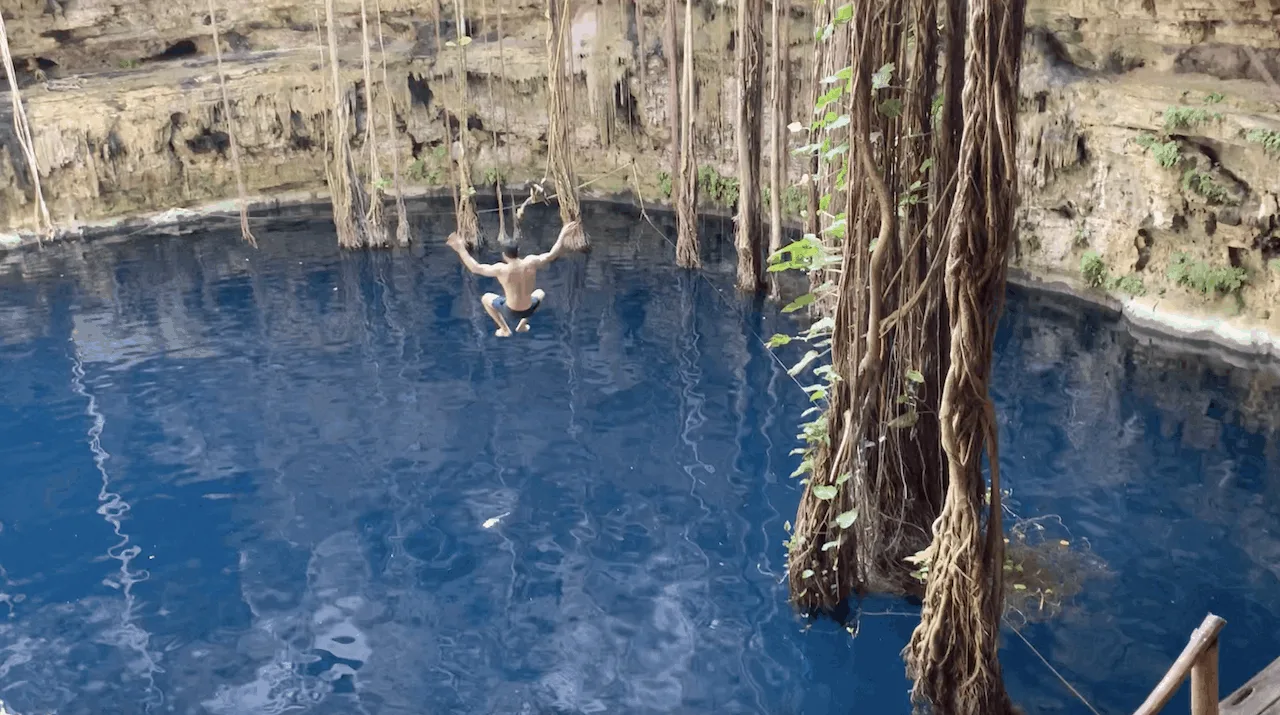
<box><xmin>516</xmin><ymin>320</ymin><xmax>530</xmax><ymax>333</ymax></box>
<box><xmin>495</xmin><ymin>328</ymin><xmax>512</xmax><ymax>337</ymax></box>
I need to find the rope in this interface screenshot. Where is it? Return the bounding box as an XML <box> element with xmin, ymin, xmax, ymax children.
<box><xmin>1006</xmin><ymin>622</ymin><xmax>1103</xmax><ymax>715</ymax></box>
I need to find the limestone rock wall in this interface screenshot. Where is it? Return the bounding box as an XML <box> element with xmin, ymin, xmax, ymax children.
<box><xmin>1</xmin><ymin>0</ymin><xmax>1278</xmax><ymax>337</ymax></box>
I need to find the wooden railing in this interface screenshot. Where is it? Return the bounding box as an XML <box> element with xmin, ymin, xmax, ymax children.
<box><xmin>1134</xmin><ymin>613</ymin><xmax>1227</xmax><ymax>715</ymax></box>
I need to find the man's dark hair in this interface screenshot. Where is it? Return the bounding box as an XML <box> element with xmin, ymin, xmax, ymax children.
<box><xmin>501</xmin><ymin>241</ymin><xmax>519</xmax><ymax>259</ymax></box>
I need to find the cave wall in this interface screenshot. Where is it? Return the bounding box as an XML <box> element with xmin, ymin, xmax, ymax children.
<box><xmin>1</xmin><ymin>0</ymin><xmax>1278</xmax><ymax>336</ymax></box>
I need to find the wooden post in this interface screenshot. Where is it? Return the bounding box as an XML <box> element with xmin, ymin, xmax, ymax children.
<box><xmin>1191</xmin><ymin>638</ymin><xmax>1220</xmax><ymax>715</ymax></box>
<box><xmin>1134</xmin><ymin>613</ymin><xmax>1226</xmax><ymax>715</ymax></box>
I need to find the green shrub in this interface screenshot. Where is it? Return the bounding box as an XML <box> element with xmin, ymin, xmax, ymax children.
<box><xmin>1167</xmin><ymin>252</ymin><xmax>1248</xmax><ymax>296</ymax></box>
<box><xmin>1080</xmin><ymin>251</ymin><xmax>1108</xmax><ymax>288</ymax></box>
<box><xmin>1134</xmin><ymin>133</ymin><xmax>1182</xmax><ymax>169</ymax></box>
<box><xmin>1181</xmin><ymin>169</ymin><xmax>1234</xmax><ymax>204</ymax></box>
<box><xmin>1162</xmin><ymin>106</ymin><xmax>1219</xmax><ymax>132</ymax></box>
<box><xmin>656</xmin><ymin>171</ymin><xmax>673</xmax><ymax>199</ymax></box>
<box><xmin>1107</xmin><ymin>273</ymin><xmax>1146</xmax><ymax>297</ymax></box>
<box><xmin>1245</xmin><ymin>129</ymin><xmax>1280</xmax><ymax>156</ymax></box>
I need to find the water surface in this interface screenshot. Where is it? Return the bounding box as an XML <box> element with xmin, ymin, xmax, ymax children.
<box><xmin>0</xmin><ymin>200</ymin><xmax>1276</xmax><ymax>715</ymax></box>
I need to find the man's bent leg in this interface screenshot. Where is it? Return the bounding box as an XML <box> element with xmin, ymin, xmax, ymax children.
<box><xmin>516</xmin><ymin>289</ymin><xmax>545</xmax><ymax>333</ymax></box>
<box><xmin>482</xmin><ymin>293</ymin><xmax>512</xmax><ymax>337</ymax></box>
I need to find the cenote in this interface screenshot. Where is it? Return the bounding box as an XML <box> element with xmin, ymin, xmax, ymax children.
<box><xmin>1</xmin><ymin>200</ymin><xmax>1277</xmax><ymax>715</ymax></box>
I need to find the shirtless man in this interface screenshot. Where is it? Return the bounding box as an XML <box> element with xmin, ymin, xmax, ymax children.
<box><xmin>446</xmin><ymin>221</ymin><xmax>578</xmax><ymax>337</ymax></box>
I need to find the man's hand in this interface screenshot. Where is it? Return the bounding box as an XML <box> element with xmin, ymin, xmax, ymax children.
<box><xmin>446</xmin><ymin>232</ymin><xmax>464</xmax><ymax>251</ymax></box>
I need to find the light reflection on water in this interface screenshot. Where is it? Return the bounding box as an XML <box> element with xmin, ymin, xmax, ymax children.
<box><xmin>0</xmin><ymin>199</ymin><xmax>1276</xmax><ymax>715</ymax></box>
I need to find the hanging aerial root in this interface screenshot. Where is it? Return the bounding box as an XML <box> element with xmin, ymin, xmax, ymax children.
<box><xmin>674</xmin><ymin>0</ymin><xmax>699</xmax><ymax>268</ymax></box>
<box><xmin>0</xmin><ymin>12</ymin><xmax>53</xmax><ymax>240</ymax></box>
<box><xmin>545</xmin><ymin>0</ymin><xmax>589</xmax><ymax>252</ymax></box>
<box><xmin>902</xmin><ymin>0</ymin><xmax>1026</xmax><ymax>709</ymax></box>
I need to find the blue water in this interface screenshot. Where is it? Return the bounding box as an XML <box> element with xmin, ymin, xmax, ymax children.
<box><xmin>0</xmin><ymin>200</ymin><xmax>1276</xmax><ymax>715</ymax></box>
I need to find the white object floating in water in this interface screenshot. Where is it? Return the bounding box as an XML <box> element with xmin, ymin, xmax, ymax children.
<box><xmin>482</xmin><ymin>512</ymin><xmax>510</xmax><ymax>529</ymax></box>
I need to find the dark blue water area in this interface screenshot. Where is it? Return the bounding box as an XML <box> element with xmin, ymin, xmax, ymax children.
<box><xmin>0</xmin><ymin>199</ymin><xmax>1276</xmax><ymax>715</ymax></box>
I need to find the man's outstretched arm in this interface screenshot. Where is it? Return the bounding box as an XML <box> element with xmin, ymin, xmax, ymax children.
<box><xmin>447</xmin><ymin>233</ymin><xmax>501</xmax><ymax>277</ymax></box>
<box><xmin>529</xmin><ymin>220</ymin><xmax>580</xmax><ymax>267</ymax></box>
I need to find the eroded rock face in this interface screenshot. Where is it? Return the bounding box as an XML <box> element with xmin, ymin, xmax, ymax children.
<box><xmin>2</xmin><ymin>0</ymin><xmax>1278</xmax><ymax>335</ymax></box>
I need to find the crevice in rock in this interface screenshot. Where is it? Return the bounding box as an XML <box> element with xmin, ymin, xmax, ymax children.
<box><xmin>144</xmin><ymin>39</ymin><xmax>200</xmax><ymax>63</ymax></box>
<box><xmin>1228</xmin><ymin>245</ymin><xmax>1245</xmax><ymax>269</ymax></box>
<box><xmin>187</xmin><ymin>129</ymin><xmax>230</xmax><ymax>155</ymax></box>
<box><xmin>1135</xmin><ymin>228</ymin><xmax>1152</xmax><ymax>271</ymax></box>
<box><xmin>407</xmin><ymin>73</ymin><xmax>433</xmax><ymax>108</ymax></box>
<box><xmin>39</xmin><ymin>29</ymin><xmax>75</xmax><ymax>43</ymax></box>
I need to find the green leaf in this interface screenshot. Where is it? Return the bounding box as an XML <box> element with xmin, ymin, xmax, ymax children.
<box><xmin>886</xmin><ymin>408</ymin><xmax>919</xmax><ymax>429</ymax></box>
<box><xmin>766</xmin><ymin>333</ymin><xmax>792</xmax><ymax>348</ymax></box>
<box><xmin>802</xmin><ymin>568</ymin><xmax>815</xmax><ymax>579</ymax></box>
<box><xmin>822</xmin><ymin>67</ymin><xmax>853</xmax><ymax>86</ymax></box>
<box><xmin>787</xmin><ymin>121</ymin><xmax>805</xmax><ymax>133</ymax></box>
<box><xmin>872</xmin><ymin>62</ymin><xmax>896</xmax><ymax>90</ymax></box>
<box><xmin>458</xmin><ymin>35</ymin><xmax>473</xmax><ymax>46</ymax></box>
<box><xmin>920</xmin><ymin>158</ymin><xmax>935</xmax><ymax>172</ymax></box>
<box><xmin>825</xmin><ymin>114</ymin><xmax>851</xmax><ymax>132</ymax></box>
<box><xmin>805</xmin><ymin>317</ymin><xmax>836</xmax><ymax>338</ymax></box>
<box><xmin>835</xmin><ymin>472</ymin><xmax>851</xmax><ymax>485</ymax></box>
<box><xmin>812</xmin><ymin>484</ymin><xmax>838</xmax><ymax>500</ymax></box>
<box><xmin>834</xmin><ymin>3</ymin><xmax>853</xmax><ymax>24</ymax></box>
<box><xmin>905</xmin><ymin>369</ymin><xmax>924</xmax><ymax>383</ymax></box>
<box><xmin>878</xmin><ymin>98</ymin><xmax>904</xmax><ymax>118</ymax></box>
<box><xmin>835</xmin><ymin>509</ymin><xmax>857</xmax><ymax>529</ymax></box>
<box><xmin>815</xmin><ymin>85</ymin><xmax>844</xmax><ymax>112</ymax></box>
<box><xmin>785</xmin><ymin>520</ymin><xmax>792</xmax><ymax>531</ymax></box>
<box><xmin>791</xmin><ymin>457</ymin><xmax>813</xmax><ymax>477</ymax></box>
<box><xmin>788</xmin><ymin>349</ymin><xmax>821</xmax><ymax>376</ymax></box>
<box><xmin>782</xmin><ymin>293</ymin><xmax>816</xmax><ymax>313</ymax></box>
<box><xmin>1013</xmin><ymin>583</ymin><xmax>1027</xmax><ymax>591</ymax></box>
<box><xmin>821</xmin><ymin>539</ymin><xmax>840</xmax><ymax>551</ymax></box>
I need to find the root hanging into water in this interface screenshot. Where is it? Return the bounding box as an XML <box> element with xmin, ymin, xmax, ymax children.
<box><xmin>546</xmin><ymin>0</ymin><xmax>589</xmax><ymax>251</ymax></box>
<box><xmin>674</xmin><ymin>0</ymin><xmax>699</xmax><ymax>268</ymax></box>
<box><xmin>0</xmin><ymin>12</ymin><xmax>53</xmax><ymax>239</ymax></box>
<box><xmin>902</xmin><ymin>0</ymin><xmax>1027</xmax><ymax>711</ymax></box>
<box><xmin>207</xmin><ymin>0</ymin><xmax>256</xmax><ymax>247</ymax></box>
<box><xmin>324</xmin><ymin>0</ymin><xmax>361</xmax><ymax>248</ymax></box>
<box><xmin>359</xmin><ymin>0</ymin><xmax>390</xmax><ymax>247</ymax></box>
<box><xmin>766</xmin><ymin>0</ymin><xmax>787</xmax><ymax>296</ymax></box>
<box><xmin>373</xmin><ymin>0</ymin><xmax>407</xmax><ymax>245</ymax></box>
<box><xmin>451</xmin><ymin>0</ymin><xmax>481</xmax><ymax>248</ymax></box>
<box><xmin>733</xmin><ymin>0</ymin><xmax>765</xmax><ymax>292</ymax></box>
<box><xmin>787</xmin><ymin>0</ymin><xmax>951</xmax><ymax>611</ymax></box>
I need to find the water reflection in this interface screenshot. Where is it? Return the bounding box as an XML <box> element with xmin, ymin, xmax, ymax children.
<box><xmin>0</xmin><ymin>200</ymin><xmax>1275</xmax><ymax>715</ymax></box>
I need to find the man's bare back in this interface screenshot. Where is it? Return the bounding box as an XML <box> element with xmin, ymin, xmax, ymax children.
<box><xmin>446</xmin><ymin>221</ymin><xmax>578</xmax><ymax>337</ymax></box>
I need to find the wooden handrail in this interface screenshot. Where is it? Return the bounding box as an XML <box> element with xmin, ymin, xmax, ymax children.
<box><xmin>1134</xmin><ymin>613</ymin><xmax>1226</xmax><ymax>715</ymax></box>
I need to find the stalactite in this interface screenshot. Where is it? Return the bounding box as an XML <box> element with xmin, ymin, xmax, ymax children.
<box><xmin>359</xmin><ymin>0</ymin><xmax>389</xmax><ymax>247</ymax></box>
<box><xmin>0</xmin><ymin>12</ymin><xmax>53</xmax><ymax>240</ymax></box>
<box><xmin>674</xmin><ymin>0</ymin><xmax>699</xmax><ymax>268</ymax></box>
<box><xmin>733</xmin><ymin>0</ymin><xmax>765</xmax><ymax>292</ymax></box>
<box><xmin>451</xmin><ymin>0</ymin><xmax>482</xmax><ymax>248</ymax></box>
<box><xmin>374</xmin><ymin>0</ymin><xmax>410</xmax><ymax>245</ymax></box>
<box><xmin>547</xmin><ymin>0</ymin><xmax>589</xmax><ymax>250</ymax></box>
<box><xmin>766</xmin><ymin>0</ymin><xmax>786</xmax><ymax>296</ymax></box>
